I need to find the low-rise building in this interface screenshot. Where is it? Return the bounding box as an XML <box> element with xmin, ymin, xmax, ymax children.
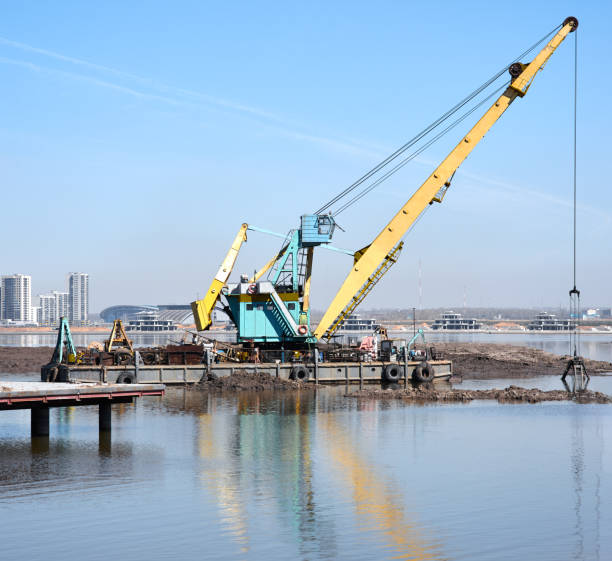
<box><xmin>527</xmin><ymin>312</ymin><xmax>572</xmax><ymax>331</ymax></box>
<box><xmin>431</xmin><ymin>311</ymin><xmax>481</xmax><ymax>330</ymax></box>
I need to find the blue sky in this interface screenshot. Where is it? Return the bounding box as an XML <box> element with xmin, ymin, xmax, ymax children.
<box><xmin>1</xmin><ymin>1</ymin><xmax>610</xmax><ymax>313</ymax></box>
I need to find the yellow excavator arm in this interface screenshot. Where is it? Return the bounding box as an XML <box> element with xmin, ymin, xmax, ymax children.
<box><xmin>314</xmin><ymin>17</ymin><xmax>578</xmax><ymax>340</ymax></box>
<box><xmin>191</xmin><ymin>223</ymin><xmax>248</xmax><ymax>331</ymax></box>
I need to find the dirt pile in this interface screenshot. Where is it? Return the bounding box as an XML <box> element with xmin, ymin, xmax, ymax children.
<box><xmin>196</xmin><ymin>370</ymin><xmax>310</xmax><ymax>392</ymax></box>
<box><xmin>350</xmin><ymin>384</ymin><xmax>611</xmax><ymax>404</ymax></box>
<box><xmin>0</xmin><ymin>347</ymin><xmax>53</xmax><ymax>374</ymax></box>
<box><xmin>434</xmin><ymin>343</ymin><xmax>612</xmax><ymax>378</ymax></box>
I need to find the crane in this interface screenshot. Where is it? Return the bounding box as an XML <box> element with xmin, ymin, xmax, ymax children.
<box><xmin>191</xmin><ymin>16</ymin><xmax>578</xmax><ymax>349</ymax></box>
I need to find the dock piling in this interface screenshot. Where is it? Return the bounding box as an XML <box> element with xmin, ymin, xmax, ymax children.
<box><xmin>99</xmin><ymin>401</ymin><xmax>112</xmax><ymax>432</ymax></box>
<box><xmin>31</xmin><ymin>406</ymin><xmax>50</xmax><ymax>437</ymax></box>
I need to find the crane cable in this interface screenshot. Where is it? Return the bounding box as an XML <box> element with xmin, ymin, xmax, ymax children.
<box><xmin>570</xmin><ymin>28</ymin><xmax>580</xmax><ymax>358</ymax></box>
<box><xmin>572</xmin><ymin>29</ymin><xmax>578</xmax><ymax>292</ymax></box>
<box><xmin>334</xmin><ymin>82</ymin><xmax>508</xmax><ymax>215</ymax></box>
<box><xmin>314</xmin><ymin>23</ymin><xmax>562</xmax><ymax>216</ymax></box>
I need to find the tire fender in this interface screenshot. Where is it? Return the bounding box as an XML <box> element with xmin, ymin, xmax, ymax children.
<box><xmin>289</xmin><ymin>365</ymin><xmax>310</xmax><ymax>381</ymax></box>
<box><xmin>382</xmin><ymin>364</ymin><xmax>401</xmax><ymax>383</ymax></box>
<box><xmin>412</xmin><ymin>361</ymin><xmax>435</xmax><ymax>383</ymax></box>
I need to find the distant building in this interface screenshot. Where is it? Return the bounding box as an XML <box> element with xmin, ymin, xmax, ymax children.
<box><xmin>68</xmin><ymin>272</ymin><xmax>89</xmax><ymax>326</ymax></box>
<box><xmin>527</xmin><ymin>312</ymin><xmax>571</xmax><ymax>331</ymax></box>
<box><xmin>99</xmin><ymin>304</ymin><xmax>192</xmax><ymax>324</ymax></box>
<box><xmin>31</xmin><ymin>306</ymin><xmax>41</xmax><ymax>325</ymax></box>
<box><xmin>1</xmin><ymin>274</ymin><xmax>32</xmax><ymax>322</ymax></box>
<box><xmin>431</xmin><ymin>311</ymin><xmax>481</xmax><ymax>330</ymax></box>
<box><xmin>336</xmin><ymin>313</ymin><xmax>381</xmax><ymax>332</ymax></box>
<box><xmin>583</xmin><ymin>307</ymin><xmax>611</xmax><ymax>319</ymax></box>
<box><xmin>39</xmin><ymin>291</ymin><xmax>69</xmax><ymax>326</ymax></box>
<box><xmin>124</xmin><ymin>310</ymin><xmax>178</xmax><ymax>332</ymax></box>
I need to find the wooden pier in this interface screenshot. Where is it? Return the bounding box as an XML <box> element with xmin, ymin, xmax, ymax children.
<box><xmin>0</xmin><ymin>382</ymin><xmax>164</xmax><ymax>437</ymax></box>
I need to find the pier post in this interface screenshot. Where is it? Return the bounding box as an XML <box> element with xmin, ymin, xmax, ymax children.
<box><xmin>31</xmin><ymin>406</ymin><xmax>50</xmax><ymax>437</ymax></box>
<box><xmin>99</xmin><ymin>401</ymin><xmax>112</xmax><ymax>432</ymax></box>
<box><xmin>99</xmin><ymin>430</ymin><xmax>111</xmax><ymax>456</ymax></box>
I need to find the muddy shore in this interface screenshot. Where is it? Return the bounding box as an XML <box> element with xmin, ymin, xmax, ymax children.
<box><xmin>434</xmin><ymin>342</ymin><xmax>612</xmax><ymax>378</ymax></box>
<box><xmin>0</xmin><ymin>347</ymin><xmax>54</xmax><ymax>374</ymax></box>
<box><xmin>350</xmin><ymin>385</ymin><xmax>611</xmax><ymax>404</ymax></box>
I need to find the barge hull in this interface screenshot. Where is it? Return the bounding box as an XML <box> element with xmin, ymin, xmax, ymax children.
<box><xmin>60</xmin><ymin>360</ymin><xmax>452</xmax><ymax>385</ymax></box>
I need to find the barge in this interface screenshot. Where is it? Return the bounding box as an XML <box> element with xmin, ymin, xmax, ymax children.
<box><xmin>49</xmin><ymin>358</ymin><xmax>453</xmax><ymax>386</ymax></box>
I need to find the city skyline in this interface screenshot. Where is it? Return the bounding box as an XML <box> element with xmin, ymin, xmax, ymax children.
<box><xmin>0</xmin><ymin>271</ymin><xmax>89</xmax><ymax>326</ymax></box>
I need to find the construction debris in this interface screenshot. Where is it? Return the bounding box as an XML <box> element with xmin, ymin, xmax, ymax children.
<box><xmin>196</xmin><ymin>370</ymin><xmax>310</xmax><ymax>392</ymax></box>
<box><xmin>349</xmin><ymin>385</ymin><xmax>611</xmax><ymax>404</ymax></box>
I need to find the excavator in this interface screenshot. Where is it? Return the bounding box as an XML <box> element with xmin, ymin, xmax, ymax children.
<box><xmin>191</xmin><ymin>17</ymin><xmax>578</xmax><ymax>351</ymax></box>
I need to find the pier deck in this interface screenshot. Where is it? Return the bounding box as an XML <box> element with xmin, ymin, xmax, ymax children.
<box><xmin>0</xmin><ymin>382</ymin><xmax>164</xmax><ymax>436</ymax></box>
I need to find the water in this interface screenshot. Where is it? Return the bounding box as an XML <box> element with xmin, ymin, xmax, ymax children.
<box><xmin>0</xmin><ymin>331</ymin><xmax>201</xmax><ymax>348</ymax></box>
<box><xmin>424</xmin><ymin>331</ymin><xmax>612</xmax><ymax>363</ymax></box>
<box><xmin>2</xmin><ymin>379</ymin><xmax>612</xmax><ymax>560</ymax></box>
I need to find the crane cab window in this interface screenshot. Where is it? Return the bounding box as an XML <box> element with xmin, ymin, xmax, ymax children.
<box><xmin>317</xmin><ymin>215</ymin><xmax>333</xmax><ymax>235</ymax></box>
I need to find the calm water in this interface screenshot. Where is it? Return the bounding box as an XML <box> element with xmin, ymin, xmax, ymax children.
<box><xmin>1</xmin><ymin>377</ymin><xmax>612</xmax><ymax>560</ymax></box>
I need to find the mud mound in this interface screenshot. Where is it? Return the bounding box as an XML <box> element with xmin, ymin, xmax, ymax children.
<box><xmin>434</xmin><ymin>343</ymin><xmax>612</xmax><ymax>378</ymax></box>
<box><xmin>350</xmin><ymin>384</ymin><xmax>611</xmax><ymax>404</ymax></box>
<box><xmin>0</xmin><ymin>347</ymin><xmax>53</xmax><ymax>374</ymax></box>
<box><xmin>196</xmin><ymin>370</ymin><xmax>310</xmax><ymax>392</ymax></box>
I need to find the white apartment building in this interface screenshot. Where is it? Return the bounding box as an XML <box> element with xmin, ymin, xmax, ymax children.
<box><xmin>39</xmin><ymin>291</ymin><xmax>69</xmax><ymax>326</ymax></box>
<box><xmin>68</xmin><ymin>272</ymin><xmax>89</xmax><ymax>326</ymax></box>
<box><xmin>1</xmin><ymin>274</ymin><xmax>32</xmax><ymax>322</ymax></box>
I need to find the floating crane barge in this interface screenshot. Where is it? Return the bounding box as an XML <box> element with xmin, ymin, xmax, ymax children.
<box><xmin>43</xmin><ymin>17</ymin><xmax>578</xmax><ymax>387</ymax></box>
<box><xmin>52</xmin><ymin>356</ymin><xmax>453</xmax><ymax>386</ymax></box>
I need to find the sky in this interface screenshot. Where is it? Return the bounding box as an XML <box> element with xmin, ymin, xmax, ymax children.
<box><xmin>1</xmin><ymin>0</ymin><xmax>610</xmax><ymax>313</ymax></box>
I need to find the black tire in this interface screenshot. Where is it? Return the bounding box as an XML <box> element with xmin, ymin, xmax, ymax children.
<box><xmin>41</xmin><ymin>365</ymin><xmax>58</xmax><ymax>382</ymax></box>
<box><xmin>289</xmin><ymin>365</ymin><xmax>310</xmax><ymax>381</ymax></box>
<box><xmin>58</xmin><ymin>364</ymin><xmax>70</xmax><ymax>382</ymax></box>
<box><xmin>141</xmin><ymin>352</ymin><xmax>157</xmax><ymax>365</ymax></box>
<box><xmin>412</xmin><ymin>361</ymin><xmax>435</xmax><ymax>383</ymax></box>
<box><xmin>382</xmin><ymin>364</ymin><xmax>401</xmax><ymax>383</ymax></box>
<box><xmin>115</xmin><ymin>351</ymin><xmax>133</xmax><ymax>366</ymax></box>
<box><xmin>116</xmin><ymin>373</ymin><xmax>135</xmax><ymax>384</ymax></box>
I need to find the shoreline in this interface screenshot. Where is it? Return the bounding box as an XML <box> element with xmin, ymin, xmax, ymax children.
<box><xmin>1</xmin><ymin>343</ymin><xmax>611</xmax><ymax>378</ymax></box>
<box><xmin>0</xmin><ymin>327</ymin><xmax>611</xmax><ymax>336</ymax></box>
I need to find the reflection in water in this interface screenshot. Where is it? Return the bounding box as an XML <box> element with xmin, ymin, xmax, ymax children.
<box><xmin>0</xmin><ymin>405</ymin><xmax>153</xmax><ymax>502</ymax></box>
<box><xmin>196</xmin><ymin>392</ymin><xmax>331</xmax><ymax>557</ymax></box>
<box><xmin>570</xmin><ymin>411</ymin><xmax>605</xmax><ymax>561</ymax></box>
<box><xmin>198</xmin><ymin>409</ymin><xmax>249</xmax><ymax>552</ymax></box>
<box><xmin>571</xmin><ymin>413</ymin><xmax>585</xmax><ymax>560</ymax></box>
<box><xmin>191</xmin><ymin>390</ymin><xmax>444</xmax><ymax>560</ymax></box>
<box><xmin>320</xmin><ymin>415</ymin><xmax>445</xmax><ymax>560</ymax></box>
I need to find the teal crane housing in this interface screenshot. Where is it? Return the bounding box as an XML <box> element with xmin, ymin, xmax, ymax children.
<box><xmin>222</xmin><ymin>214</ymin><xmax>337</xmax><ymax>345</ymax></box>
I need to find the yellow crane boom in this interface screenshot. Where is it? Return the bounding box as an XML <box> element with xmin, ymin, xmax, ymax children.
<box><xmin>191</xmin><ymin>223</ymin><xmax>248</xmax><ymax>331</ymax></box>
<box><xmin>314</xmin><ymin>17</ymin><xmax>578</xmax><ymax>340</ymax></box>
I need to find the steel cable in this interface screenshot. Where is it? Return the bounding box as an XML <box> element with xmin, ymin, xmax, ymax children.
<box><xmin>314</xmin><ymin>24</ymin><xmax>561</xmax><ymax>215</ymax></box>
<box><xmin>334</xmin><ymin>82</ymin><xmax>509</xmax><ymax>215</ymax></box>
